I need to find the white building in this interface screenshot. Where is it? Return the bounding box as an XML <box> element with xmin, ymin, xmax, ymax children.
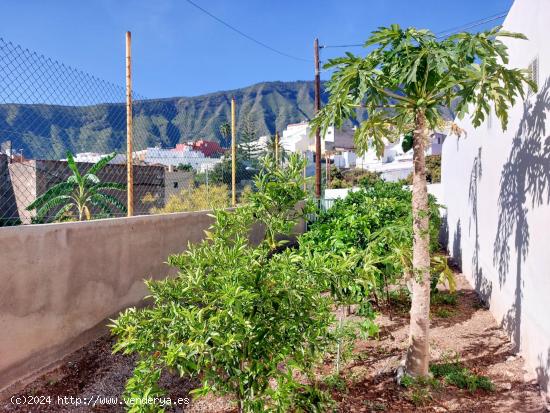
<box><xmin>72</xmin><ymin>152</ymin><xmax>127</xmax><ymax>164</ymax></box>
<box><xmin>280</xmin><ymin>122</ymin><xmax>355</xmax><ymax>154</ymax></box>
<box><xmin>442</xmin><ymin>0</ymin><xmax>550</xmax><ymax>398</ymax></box>
<box><xmin>354</xmin><ymin>133</ymin><xmax>445</xmax><ymax>181</ymax></box>
<box><xmin>332</xmin><ymin>151</ymin><xmax>357</xmax><ymax>169</ymax></box>
<box><xmin>136</xmin><ymin>147</ymin><xmax>221</xmax><ymax>172</ymax></box>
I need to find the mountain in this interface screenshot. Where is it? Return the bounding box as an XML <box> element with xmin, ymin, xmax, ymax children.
<box><xmin>0</xmin><ymin>81</ymin><xmax>329</xmax><ymax>160</ymax></box>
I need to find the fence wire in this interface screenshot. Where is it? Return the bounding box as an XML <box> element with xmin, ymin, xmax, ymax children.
<box><xmin>0</xmin><ymin>36</ymin><xmax>265</xmax><ymax>226</ymax></box>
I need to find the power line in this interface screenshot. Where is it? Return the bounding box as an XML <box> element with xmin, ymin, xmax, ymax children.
<box><xmin>183</xmin><ymin>0</ymin><xmax>311</xmax><ymax>62</ymax></box>
<box><xmin>320</xmin><ymin>10</ymin><xmax>508</xmax><ymax>49</ymax></box>
<box><xmin>436</xmin><ymin>12</ymin><xmax>507</xmax><ymax>38</ymax></box>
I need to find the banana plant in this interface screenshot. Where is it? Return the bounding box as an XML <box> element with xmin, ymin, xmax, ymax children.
<box><xmin>26</xmin><ymin>151</ymin><xmax>126</xmax><ymax>222</ymax></box>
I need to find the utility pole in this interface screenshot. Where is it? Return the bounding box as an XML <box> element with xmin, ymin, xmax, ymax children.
<box><xmin>325</xmin><ymin>151</ymin><xmax>331</xmax><ymax>189</ymax></box>
<box><xmin>126</xmin><ymin>31</ymin><xmax>134</xmax><ymax>217</ymax></box>
<box><xmin>231</xmin><ymin>96</ymin><xmax>237</xmax><ymax>206</ymax></box>
<box><xmin>303</xmin><ymin>162</ymin><xmax>307</xmax><ymax>192</ymax></box>
<box><xmin>314</xmin><ymin>38</ymin><xmax>322</xmax><ymax>199</ymax></box>
<box><xmin>274</xmin><ymin>131</ymin><xmax>280</xmax><ymax>166</ymax></box>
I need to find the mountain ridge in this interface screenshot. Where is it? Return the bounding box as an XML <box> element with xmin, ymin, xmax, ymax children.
<box><xmin>0</xmin><ymin>80</ymin><xmax>328</xmax><ymax>159</ymax></box>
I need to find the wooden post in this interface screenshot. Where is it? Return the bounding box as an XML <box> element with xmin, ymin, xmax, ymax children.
<box><xmin>126</xmin><ymin>31</ymin><xmax>134</xmax><ymax>217</ymax></box>
<box><xmin>231</xmin><ymin>96</ymin><xmax>237</xmax><ymax>206</ymax></box>
<box><xmin>274</xmin><ymin>131</ymin><xmax>279</xmax><ymax>166</ymax></box>
<box><xmin>314</xmin><ymin>38</ymin><xmax>322</xmax><ymax>199</ymax></box>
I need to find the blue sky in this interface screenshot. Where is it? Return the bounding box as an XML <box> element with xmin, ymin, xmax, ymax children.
<box><xmin>0</xmin><ymin>0</ymin><xmax>514</xmax><ymax>98</ymax></box>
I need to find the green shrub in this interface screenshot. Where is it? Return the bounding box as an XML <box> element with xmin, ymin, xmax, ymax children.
<box><xmin>431</xmin><ymin>291</ymin><xmax>458</xmax><ymax>306</ymax></box>
<box><xmin>247</xmin><ymin>154</ymin><xmax>314</xmax><ymax>249</ymax></box>
<box><xmin>289</xmin><ymin>384</ymin><xmax>335</xmax><ymax>412</ymax></box>
<box><xmin>151</xmin><ymin>183</ymin><xmax>229</xmax><ymax>213</ymax></box>
<box><xmin>111</xmin><ymin>155</ymin><xmax>338</xmax><ymax>412</ymax></box>
<box><xmin>400</xmin><ymin>374</ymin><xmax>440</xmax><ymax>406</ymax></box>
<box><xmin>328</xmin><ymin>168</ymin><xmax>381</xmax><ymax>189</ymax></box>
<box><xmin>323</xmin><ymin>373</ymin><xmax>347</xmax><ymax>392</ymax></box>
<box><xmin>433</xmin><ymin>308</ymin><xmax>455</xmax><ymax>318</ymax></box>
<box><xmin>301</xmin><ymin>181</ymin><xmax>443</xmax><ymax>300</ymax></box>
<box><xmin>430</xmin><ymin>358</ymin><xmax>494</xmax><ymax>392</ymax></box>
<box><xmin>176</xmin><ymin>163</ymin><xmax>193</xmax><ymax>172</ymax></box>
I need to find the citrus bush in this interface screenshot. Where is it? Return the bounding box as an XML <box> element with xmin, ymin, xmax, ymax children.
<box><xmin>301</xmin><ymin>181</ymin><xmax>446</xmax><ymax>301</ymax></box>
<box><xmin>111</xmin><ymin>155</ymin><xmax>336</xmax><ymax>413</ymax></box>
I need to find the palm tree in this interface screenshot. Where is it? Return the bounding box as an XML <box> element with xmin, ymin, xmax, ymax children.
<box><xmin>218</xmin><ymin>121</ymin><xmax>231</xmax><ymax>148</ymax></box>
<box><xmin>26</xmin><ymin>152</ymin><xmax>126</xmax><ymax>222</ymax></box>
<box><xmin>312</xmin><ymin>25</ymin><xmax>534</xmax><ymax>377</ymax></box>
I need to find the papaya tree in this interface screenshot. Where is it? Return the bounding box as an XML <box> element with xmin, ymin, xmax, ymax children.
<box><xmin>311</xmin><ymin>25</ymin><xmax>534</xmax><ymax>376</ymax></box>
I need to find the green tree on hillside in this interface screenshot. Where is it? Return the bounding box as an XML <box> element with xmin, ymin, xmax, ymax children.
<box><xmin>218</xmin><ymin>121</ymin><xmax>232</xmax><ymax>148</ymax></box>
<box><xmin>312</xmin><ymin>25</ymin><xmax>534</xmax><ymax>377</ymax></box>
<box><xmin>238</xmin><ymin>114</ymin><xmax>262</xmax><ymax>162</ymax></box>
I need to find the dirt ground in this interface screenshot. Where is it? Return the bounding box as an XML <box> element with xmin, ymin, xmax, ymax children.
<box><xmin>1</xmin><ymin>273</ymin><xmax>546</xmax><ymax>413</ymax></box>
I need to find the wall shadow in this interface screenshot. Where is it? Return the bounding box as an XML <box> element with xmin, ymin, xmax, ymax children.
<box><xmin>468</xmin><ymin>147</ymin><xmax>492</xmax><ymax>305</ymax></box>
<box><xmin>451</xmin><ymin>219</ymin><xmax>462</xmax><ymax>270</ymax></box>
<box><xmin>439</xmin><ymin>213</ymin><xmax>449</xmax><ymax>251</ymax></box>
<box><xmin>536</xmin><ymin>348</ymin><xmax>550</xmax><ymax>397</ymax></box>
<box><xmin>493</xmin><ymin>78</ymin><xmax>550</xmax><ymax>353</ymax></box>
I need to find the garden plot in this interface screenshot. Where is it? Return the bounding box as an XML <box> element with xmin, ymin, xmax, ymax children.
<box><xmin>1</xmin><ymin>272</ymin><xmax>544</xmax><ymax>413</ymax></box>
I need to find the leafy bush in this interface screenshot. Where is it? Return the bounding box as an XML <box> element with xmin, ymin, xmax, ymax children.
<box><xmin>301</xmin><ymin>181</ymin><xmax>443</xmax><ymax>301</ymax></box>
<box><xmin>400</xmin><ymin>374</ymin><xmax>440</xmax><ymax>406</ymax></box>
<box><xmin>433</xmin><ymin>308</ymin><xmax>455</xmax><ymax>318</ymax></box>
<box><xmin>329</xmin><ymin>167</ymin><xmax>382</xmax><ymax>189</ymax></box>
<box><xmin>431</xmin><ymin>291</ymin><xmax>458</xmax><ymax>306</ymax></box>
<box><xmin>176</xmin><ymin>163</ymin><xmax>193</xmax><ymax>172</ymax></box>
<box><xmin>248</xmin><ymin>154</ymin><xmax>313</xmax><ymax>249</ymax></box>
<box><xmin>430</xmin><ymin>356</ymin><xmax>494</xmax><ymax>392</ymax></box>
<box><xmin>198</xmin><ymin>156</ymin><xmax>255</xmax><ymax>186</ymax></box>
<box><xmin>150</xmin><ymin>184</ymin><xmax>229</xmax><ymax>213</ymax></box>
<box><xmin>111</xmin><ymin>155</ymin><xmax>337</xmax><ymax>412</ymax></box>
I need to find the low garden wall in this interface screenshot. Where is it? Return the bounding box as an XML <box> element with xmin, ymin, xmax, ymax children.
<box><xmin>0</xmin><ymin>211</ymin><xmax>302</xmax><ymax>395</ymax></box>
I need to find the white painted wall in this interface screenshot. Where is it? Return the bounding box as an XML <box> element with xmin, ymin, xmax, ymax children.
<box><xmin>442</xmin><ymin>0</ymin><xmax>550</xmax><ymax>397</ymax></box>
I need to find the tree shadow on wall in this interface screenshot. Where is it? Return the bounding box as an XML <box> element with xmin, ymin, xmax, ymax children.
<box><xmin>493</xmin><ymin>78</ymin><xmax>550</xmax><ymax>353</ymax></box>
<box><xmin>439</xmin><ymin>213</ymin><xmax>449</xmax><ymax>251</ymax></box>
<box><xmin>468</xmin><ymin>147</ymin><xmax>492</xmax><ymax>305</ymax></box>
<box><xmin>451</xmin><ymin>219</ymin><xmax>462</xmax><ymax>270</ymax></box>
<box><xmin>536</xmin><ymin>348</ymin><xmax>550</xmax><ymax>397</ymax></box>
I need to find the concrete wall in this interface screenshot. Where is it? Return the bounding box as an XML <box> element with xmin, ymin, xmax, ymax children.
<box><xmin>442</xmin><ymin>0</ymin><xmax>550</xmax><ymax>397</ymax></box>
<box><xmin>0</xmin><ymin>210</ymin><xmax>277</xmax><ymax>394</ymax></box>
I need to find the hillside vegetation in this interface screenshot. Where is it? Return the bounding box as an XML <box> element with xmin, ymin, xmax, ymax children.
<box><xmin>0</xmin><ymin>81</ymin><xmax>327</xmax><ymax>159</ymax></box>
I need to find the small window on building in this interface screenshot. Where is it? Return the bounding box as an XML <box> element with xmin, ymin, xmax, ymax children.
<box><xmin>527</xmin><ymin>57</ymin><xmax>539</xmax><ymax>96</ymax></box>
<box><xmin>487</xmin><ymin>108</ymin><xmax>492</xmax><ymax>130</ymax></box>
<box><xmin>173</xmin><ymin>182</ymin><xmax>178</xmax><ymax>189</ymax></box>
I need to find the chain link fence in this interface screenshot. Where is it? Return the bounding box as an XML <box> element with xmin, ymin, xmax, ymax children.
<box><xmin>0</xmin><ymin>36</ymin><xmax>271</xmax><ymax>226</ymax></box>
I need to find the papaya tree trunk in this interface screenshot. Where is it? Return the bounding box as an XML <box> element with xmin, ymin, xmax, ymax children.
<box><xmin>405</xmin><ymin>109</ymin><xmax>431</xmax><ymax>376</ymax></box>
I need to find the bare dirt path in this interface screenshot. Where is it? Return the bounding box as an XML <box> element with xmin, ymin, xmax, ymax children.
<box><xmin>336</xmin><ymin>273</ymin><xmax>545</xmax><ymax>412</ymax></box>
